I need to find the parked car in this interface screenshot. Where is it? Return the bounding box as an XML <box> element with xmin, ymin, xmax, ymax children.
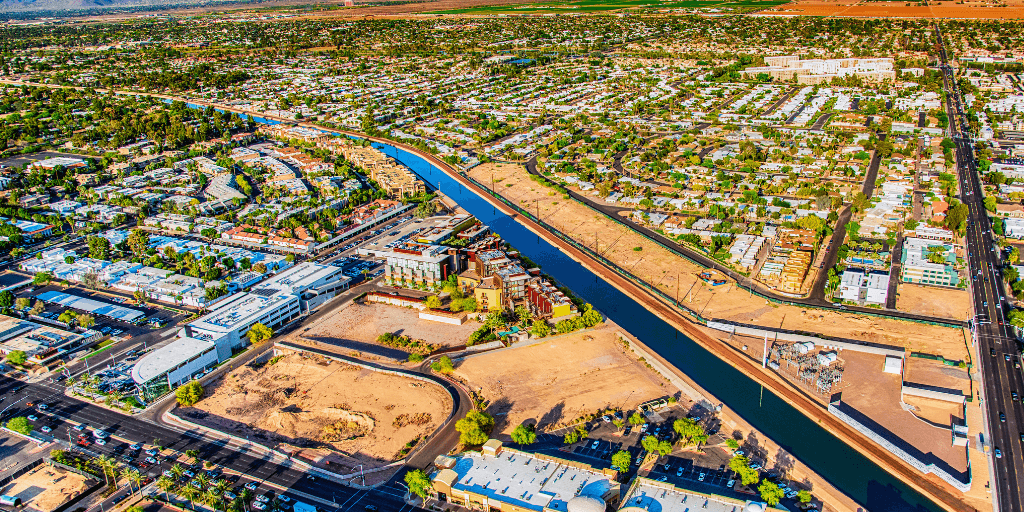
<box><xmin>40</xmin><ymin>426</ymin><xmax>52</xmax><ymax>433</ymax></box>
<box><xmin>698</xmin><ymin>472</ymin><xmax>706</xmax><ymax>482</ymax></box>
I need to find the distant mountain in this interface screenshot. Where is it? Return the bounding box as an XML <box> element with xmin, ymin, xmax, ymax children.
<box><xmin>0</xmin><ymin>0</ymin><xmax>274</xmax><ymax>15</ymax></box>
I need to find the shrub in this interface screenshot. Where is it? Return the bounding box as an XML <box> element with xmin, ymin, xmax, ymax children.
<box><xmin>175</xmin><ymin>380</ymin><xmax>204</xmax><ymax>407</ymax></box>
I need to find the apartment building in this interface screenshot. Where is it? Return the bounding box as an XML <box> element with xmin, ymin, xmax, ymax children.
<box><xmin>838</xmin><ymin>269</ymin><xmax>890</xmax><ymax>305</ymax></box>
<box><xmin>741</xmin><ymin>56</ymin><xmax>896</xmax><ymax>84</ymax></box>
<box><xmin>900</xmin><ymin>237</ymin><xmax>960</xmax><ymax>287</ymax></box>
<box><xmin>380</xmin><ymin>241</ymin><xmax>455</xmax><ymax>287</ymax></box>
<box><xmin>321</xmin><ymin>139</ymin><xmax>426</xmax><ymax>198</ymax></box>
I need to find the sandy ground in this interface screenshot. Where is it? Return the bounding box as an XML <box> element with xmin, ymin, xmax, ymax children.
<box><xmin>469</xmin><ymin>162</ymin><xmax>969</xmax><ymax>362</ymax></box>
<box><xmin>904</xmin><ymin>357</ymin><xmax>972</xmax><ymax>395</ymax></box>
<box><xmin>297</xmin><ymin>301</ymin><xmax>479</xmax><ymax>350</ymax></box>
<box><xmin>1</xmin><ymin>465</ymin><xmax>91</xmax><ymax>512</ymax></box>
<box><xmin>452</xmin><ymin>322</ymin><xmax>673</xmax><ymax>434</ymax></box>
<box><xmin>895</xmin><ymin>283</ymin><xmax>971</xmax><ymax>321</ymax></box>
<box><xmin>758</xmin><ymin>0</ymin><xmax>1024</xmax><ymax>18</ymax></box>
<box><xmin>187</xmin><ymin>352</ymin><xmax>451</xmax><ymax>472</ymax></box>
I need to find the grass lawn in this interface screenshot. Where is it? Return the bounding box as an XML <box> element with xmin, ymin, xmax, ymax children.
<box><xmin>428</xmin><ymin>0</ymin><xmax>786</xmax><ymax>14</ymax></box>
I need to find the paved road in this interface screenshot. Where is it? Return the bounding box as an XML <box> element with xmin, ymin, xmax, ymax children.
<box><xmin>935</xmin><ymin>24</ymin><xmax>1024</xmax><ymax>512</ymax></box>
<box><xmin>0</xmin><ymin>378</ymin><xmax>421</xmax><ymax>512</ymax></box>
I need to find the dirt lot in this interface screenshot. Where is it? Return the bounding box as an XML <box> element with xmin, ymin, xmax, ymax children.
<box><xmin>1</xmin><ymin>464</ymin><xmax>91</xmax><ymax>512</ymax></box>
<box><xmin>895</xmin><ymin>283</ymin><xmax>971</xmax><ymax>321</ymax></box>
<box><xmin>295</xmin><ymin>301</ymin><xmax>480</xmax><ymax>355</ymax></box>
<box><xmin>758</xmin><ymin>0</ymin><xmax>1024</xmax><ymax>18</ymax></box>
<box><xmin>838</xmin><ymin>351</ymin><xmax>968</xmax><ymax>474</ymax></box>
<box><xmin>452</xmin><ymin>322</ymin><xmax>673</xmax><ymax>434</ymax></box>
<box><xmin>904</xmin><ymin>356</ymin><xmax>972</xmax><ymax>394</ymax></box>
<box><xmin>469</xmin><ymin>162</ymin><xmax>969</xmax><ymax>361</ymax></box>
<box><xmin>186</xmin><ymin>352</ymin><xmax>452</xmax><ymax>471</ymax></box>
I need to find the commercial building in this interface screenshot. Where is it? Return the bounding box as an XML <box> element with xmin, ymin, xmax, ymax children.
<box><xmin>430</xmin><ymin>440</ymin><xmax>619</xmax><ymax>512</ymax></box>
<box><xmin>837</xmin><ymin>269</ymin><xmax>890</xmax><ymax>305</ymax></box>
<box><xmin>132</xmin><ymin>263</ymin><xmax>349</xmax><ymax>396</ymax></box>
<box><xmin>900</xmin><ymin>237</ymin><xmax>960</xmax><ymax>287</ymax></box>
<box><xmin>1005</xmin><ymin>217</ymin><xmax>1024</xmax><ymax>239</ymax></box>
<box><xmin>619</xmin><ymin>477</ymin><xmax>782</xmax><ymax>512</ymax></box>
<box><xmin>0</xmin><ymin>314</ymin><xmax>98</xmax><ymax>366</ymax></box>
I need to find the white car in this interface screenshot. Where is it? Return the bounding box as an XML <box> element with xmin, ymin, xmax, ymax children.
<box><xmin>698</xmin><ymin>472</ymin><xmax>706</xmax><ymax>482</ymax></box>
<box><xmin>38</xmin><ymin>404</ymin><xmax>48</xmax><ymax>411</ymax></box>
<box><xmin>726</xmin><ymin>479</ymin><xmax>735</xmax><ymax>488</ymax></box>
<box><xmin>27</xmin><ymin>415</ymin><xmax>38</xmax><ymax>422</ymax></box>
<box><xmin>252</xmin><ymin>503</ymin><xmax>266</xmax><ymax>511</ymax></box>
<box><xmin>591</xmin><ymin>440</ymin><xmax>599</xmax><ymax>449</ymax></box>
<box><xmin>96</xmin><ymin>439</ymin><xmax>107</xmax><ymax>446</ymax></box>
<box><xmin>40</xmin><ymin>426</ymin><xmax>52</xmax><ymax>433</ymax></box>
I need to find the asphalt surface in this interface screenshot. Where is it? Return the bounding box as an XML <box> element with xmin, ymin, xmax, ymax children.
<box><xmin>0</xmin><ymin>377</ymin><xmax>422</xmax><ymax>512</ymax></box>
<box><xmin>935</xmin><ymin>25</ymin><xmax>1024</xmax><ymax>512</ymax></box>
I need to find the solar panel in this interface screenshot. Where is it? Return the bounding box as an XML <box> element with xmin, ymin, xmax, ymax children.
<box><xmin>250</xmin><ymin>288</ymin><xmax>278</xmax><ymax>297</ymax></box>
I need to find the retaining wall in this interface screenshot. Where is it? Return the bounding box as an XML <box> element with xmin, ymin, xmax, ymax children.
<box><xmin>827</xmin><ymin>402</ymin><xmax>970</xmax><ymax>492</ymax></box>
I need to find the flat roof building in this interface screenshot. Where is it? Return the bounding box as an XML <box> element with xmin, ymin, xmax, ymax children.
<box><xmin>619</xmin><ymin>477</ymin><xmax>783</xmax><ymax>512</ymax></box>
<box><xmin>133</xmin><ymin>263</ymin><xmax>349</xmax><ymax>396</ymax></box>
<box><xmin>431</xmin><ymin>440</ymin><xmax>618</xmax><ymax>512</ymax></box>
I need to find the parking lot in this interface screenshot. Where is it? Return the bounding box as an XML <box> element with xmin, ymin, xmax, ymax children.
<box><xmin>519</xmin><ymin>403</ymin><xmax>809</xmax><ymax>505</ymax></box>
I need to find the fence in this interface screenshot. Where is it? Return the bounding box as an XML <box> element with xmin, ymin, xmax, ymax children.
<box><xmin>827</xmin><ymin>402</ymin><xmax>970</xmax><ymax>492</ymax></box>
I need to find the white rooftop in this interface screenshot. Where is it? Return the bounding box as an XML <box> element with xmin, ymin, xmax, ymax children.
<box><xmin>131</xmin><ymin>336</ymin><xmax>215</xmax><ymax>384</ymax></box>
<box><xmin>620</xmin><ymin>478</ymin><xmax>776</xmax><ymax>512</ymax></box>
<box><xmin>444</xmin><ymin>449</ymin><xmax>612</xmax><ymax>512</ymax></box>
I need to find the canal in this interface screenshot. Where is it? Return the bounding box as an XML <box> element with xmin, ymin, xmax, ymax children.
<box><xmin>371</xmin><ymin>142</ymin><xmax>941</xmax><ymax>512</ymax></box>
<box><xmin>179</xmin><ymin>102</ymin><xmax>941</xmax><ymax>511</ymax></box>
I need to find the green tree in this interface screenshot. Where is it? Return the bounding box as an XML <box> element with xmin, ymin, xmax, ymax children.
<box><xmin>729</xmin><ymin>455</ymin><xmax>760</xmax><ymax>486</ymax></box>
<box><xmin>32</xmin><ymin>272</ymin><xmax>53</xmax><ymax>286</ymax></box>
<box><xmin>611</xmin><ymin>450</ymin><xmax>631</xmax><ymax>470</ymax></box>
<box><xmin>5</xmin><ymin>416</ymin><xmax>32</xmax><ymax>435</ymax></box>
<box><xmin>797</xmin><ymin>490</ymin><xmax>813</xmax><ymax>504</ymax></box>
<box><xmin>510</xmin><ymin>423</ymin><xmax>537</xmax><ymax>446</ymax></box>
<box><xmin>530</xmin><ymin>319</ymin><xmax>550</xmax><ymax>338</ymax></box>
<box><xmin>430</xmin><ymin>355</ymin><xmax>454</xmax><ymax>374</ymax></box>
<box><xmin>726</xmin><ymin>438</ymin><xmax>740</xmax><ymax>450</ymax></box>
<box><xmin>455</xmin><ymin>410</ymin><xmax>494</xmax><ymax>446</ymax></box>
<box><xmin>424</xmin><ymin>295</ymin><xmax>442</xmax><ymax>309</ymax></box>
<box><xmin>641</xmin><ymin>435</ymin><xmax>661</xmax><ymax>454</ymax></box>
<box><xmin>673</xmin><ymin>417</ymin><xmax>708</xmax><ymax>446</ymax></box>
<box><xmin>0</xmin><ymin>290</ymin><xmax>13</xmax><ymax>309</ymax></box>
<box><xmin>629</xmin><ymin>412</ymin><xmax>645</xmax><ymax>425</ymax></box>
<box><xmin>404</xmin><ymin>469</ymin><xmax>432</xmax><ymax>499</ymax></box>
<box><xmin>984</xmin><ymin>195</ymin><xmax>997</xmax><ymax>213</ymax></box>
<box><xmin>6</xmin><ymin>350</ymin><xmax>26</xmax><ymax>365</ymax></box>
<box><xmin>246</xmin><ymin>322</ymin><xmax>273</xmax><ymax>345</ymax></box>
<box><xmin>758</xmin><ymin>480</ymin><xmax>784</xmax><ymax>506</ymax></box>
<box><xmin>175</xmin><ymin>380</ymin><xmax>204</xmax><ymax>406</ymax></box>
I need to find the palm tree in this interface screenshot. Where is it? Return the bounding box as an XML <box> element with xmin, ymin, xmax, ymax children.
<box><xmin>96</xmin><ymin>455</ymin><xmax>117</xmax><ymax>487</ymax></box>
<box><xmin>157</xmin><ymin>476</ymin><xmax>176</xmax><ymax>502</ymax></box>
<box><xmin>181</xmin><ymin>485</ymin><xmax>199</xmax><ymax>511</ymax></box>
<box><xmin>185</xmin><ymin>449</ymin><xmax>200</xmax><ymax>463</ymax></box>
<box><xmin>193</xmin><ymin>472</ymin><xmax>211</xmax><ymax>490</ymax></box>
<box><xmin>171</xmin><ymin>463</ymin><xmax>185</xmax><ymax>480</ymax></box>
<box><xmin>203</xmin><ymin>489</ymin><xmax>223</xmax><ymax>511</ymax></box>
<box><xmin>120</xmin><ymin>468</ymin><xmax>140</xmax><ymax>495</ymax></box>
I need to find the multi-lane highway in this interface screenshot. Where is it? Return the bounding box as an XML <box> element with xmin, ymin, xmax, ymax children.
<box><xmin>0</xmin><ymin>377</ymin><xmax>419</xmax><ymax>512</ymax></box>
<box><xmin>935</xmin><ymin>25</ymin><xmax>1024</xmax><ymax>512</ymax></box>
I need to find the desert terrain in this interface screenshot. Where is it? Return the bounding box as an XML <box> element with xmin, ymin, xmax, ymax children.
<box><xmin>757</xmin><ymin>0</ymin><xmax>1024</xmax><ymax>18</ymax></box>
<box><xmin>294</xmin><ymin>301</ymin><xmax>479</xmax><ymax>359</ymax></box>
<box><xmin>184</xmin><ymin>352</ymin><xmax>452</xmax><ymax>472</ymax></box>
<box><xmin>452</xmin><ymin>321</ymin><xmax>674</xmax><ymax>434</ymax></box>
<box><xmin>1</xmin><ymin>465</ymin><xmax>91</xmax><ymax>512</ymax></box>
<box><xmin>895</xmin><ymin>283</ymin><xmax>971</xmax><ymax>320</ymax></box>
<box><xmin>468</xmin><ymin>162</ymin><xmax>969</xmax><ymax>362</ymax></box>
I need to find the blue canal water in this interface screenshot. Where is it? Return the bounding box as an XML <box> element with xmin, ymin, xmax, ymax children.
<box><xmin>370</xmin><ymin>142</ymin><xmax>942</xmax><ymax>512</ymax></box>
<box><xmin>166</xmin><ymin>100</ymin><xmax>940</xmax><ymax>510</ymax></box>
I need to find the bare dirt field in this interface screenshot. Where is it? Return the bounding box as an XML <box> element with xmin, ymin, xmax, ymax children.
<box><xmin>757</xmin><ymin>0</ymin><xmax>1024</xmax><ymax>18</ymax></box>
<box><xmin>469</xmin><ymin>162</ymin><xmax>969</xmax><ymax>361</ymax></box>
<box><xmin>186</xmin><ymin>352</ymin><xmax>452</xmax><ymax>472</ymax></box>
<box><xmin>452</xmin><ymin>322</ymin><xmax>674</xmax><ymax>434</ymax></box>
<box><xmin>904</xmin><ymin>357</ymin><xmax>972</xmax><ymax>395</ymax></box>
<box><xmin>295</xmin><ymin>301</ymin><xmax>479</xmax><ymax>357</ymax></box>
<box><xmin>1</xmin><ymin>464</ymin><xmax>91</xmax><ymax>512</ymax></box>
<box><xmin>895</xmin><ymin>283</ymin><xmax>971</xmax><ymax>321</ymax></box>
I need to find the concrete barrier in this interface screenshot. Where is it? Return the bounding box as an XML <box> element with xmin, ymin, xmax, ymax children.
<box><xmin>707</xmin><ymin>320</ymin><xmax>906</xmax><ymax>358</ymax></box>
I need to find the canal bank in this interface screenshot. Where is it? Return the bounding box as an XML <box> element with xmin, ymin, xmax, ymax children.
<box><xmin>368</xmin><ymin>141</ymin><xmax>966</xmax><ymax>512</ymax></box>
<box><xmin>0</xmin><ymin>81</ymin><xmax>960</xmax><ymax>512</ymax></box>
